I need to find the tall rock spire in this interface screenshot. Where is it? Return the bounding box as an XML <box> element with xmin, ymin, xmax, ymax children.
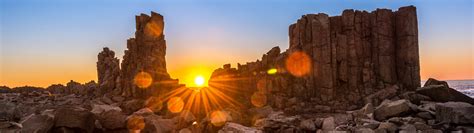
<box><xmin>120</xmin><ymin>11</ymin><xmax>174</xmax><ymax>97</ymax></box>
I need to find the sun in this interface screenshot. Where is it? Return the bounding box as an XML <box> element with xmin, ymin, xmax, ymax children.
<box><xmin>194</xmin><ymin>75</ymin><xmax>205</xmax><ymax>87</ymax></box>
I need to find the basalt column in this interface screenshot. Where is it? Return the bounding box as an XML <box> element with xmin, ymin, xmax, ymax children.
<box><xmin>395</xmin><ymin>6</ymin><xmax>421</xmax><ymax>91</ymax></box>
<box><xmin>120</xmin><ymin>12</ymin><xmax>174</xmax><ymax>98</ymax></box>
<box><xmin>210</xmin><ymin>6</ymin><xmax>421</xmax><ymax>110</ymax></box>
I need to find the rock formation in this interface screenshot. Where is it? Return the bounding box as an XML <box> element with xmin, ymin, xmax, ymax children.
<box><xmin>119</xmin><ymin>12</ymin><xmax>180</xmax><ymax>98</ymax></box>
<box><xmin>97</xmin><ymin>47</ymin><xmax>120</xmax><ymax>95</ymax></box>
<box><xmin>95</xmin><ymin>12</ymin><xmax>181</xmax><ymax>98</ymax></box>
<box><xmin>210</xmin><ymin>6</ymin><xmax>420</xmax><ymax>110</ymax></box>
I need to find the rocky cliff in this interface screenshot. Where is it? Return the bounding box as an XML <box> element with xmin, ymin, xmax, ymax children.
<box><xmin>97</xmin><ymin>12</ymin><xmax>181</xmax><ymax>98</ymax></box>
<box><xmin>210</xmin><ymin>6</ymin><xmax>420</xmax><ymax>111</ymax></box>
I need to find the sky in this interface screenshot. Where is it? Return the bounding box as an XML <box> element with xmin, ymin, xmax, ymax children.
<box><xmin>1</xmin><ymin>0</ymin><xmax>473</xmax><ymax>87</ymax></box>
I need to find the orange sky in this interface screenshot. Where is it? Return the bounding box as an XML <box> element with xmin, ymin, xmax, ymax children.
<box><xmin>1</xmin><ymin>47</ymin><xmax>473</xmax><ymax>88</ymax></box>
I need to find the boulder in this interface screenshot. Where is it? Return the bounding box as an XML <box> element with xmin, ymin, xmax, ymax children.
<box><xmin>399</xmin><ymin>124</ymin><xmax>416</xmax><ymax>133</ymax></box>
<box><xmin>423</xmin><ymin>78</ymin><xmax>448</xmax><ymax>88</ymax></box>
<box><xmin>218</xmin><ymin>122</ymin><xmax>262</xmax><ymax>133</ymax></box>
<box><xmin>416</xmin><ymin>85</ymin><xmax>474</xmax><ymax>104</ymax></box>
<box><xmin>54</xmin><ymin>107</ymin><xmax>96</xmax><ymax>133</ymax></box>
<box><xmin>126</xmin><ymin>115</ymin><xmax>145</xmax><ymax>131</ymax></box>
<box><xmin>364</xmin><ymin>85</ymin><xmax>399</xmax><ymax>107</ymax></box>
<box><xmin>254</xmin><ymin>111</ymin><xmax>301</xmax><ymax>130</ymax></box>
<box><xmin>0</xmin><ymin>121</ymin><xmax>22</xmax><ymax>131</ymax></box>
<box><xmin>90</xmin><ymin>104</ymin><xmax>122</xmax><ymax>115</ymax></box>
<box><xmin>400</xmin><ymin>91</ymin><xmax>431</xmax><ymax>105</ymax></box>
<box><xmin>97</xmin><ymin>109</ymin><xmax>127</xmax><ymax>129</ymax></box>
<box><xmin>0</xmin><ymin>102</ymin><xmax>16</xmax><ymax>121</ymax></box>
<box><xmin>52</xmin><ymin>127</ymin><xmax>77</xmax><ymax>133</ymax></box>
<box><xmin>132</xmin><ymin>108</ymin><xmax>154</xmax><ymax>117</ymax></box>
<box><xmin>456</xmin><ymin>126</ymin><xmax>474</xmax><ymax>133</ymax></box>
<box><xmin>121</xmin><ymin>99</ymin><xmax>144</xmax><ymax>114</ymax></box>
<box><xmin>355</xmin><ymin>128</ymin><xmax>375</xmax><ymax>133</ymax></box>
<box><xmin>377</xmin><ymin>122</ymin><xmax>397</xmax><ymax>133</ymax></box>
<box><xmin>143</xmin><ymin>114</ymin><xmax>176</xmax><ymax>133</ymax></box>
<box><xmin>357</xmin><ymin>103</ymin><xmax>374</xmax><ymax>115</ymax></box>
<box><xmin>20</xmin><ymin>113</ymin><xmax>54</xmax><ymax>133</ymax></box>
<box><xmin>174</xmin><ymin>110</ymin><xmax>196</xmax><ymax>125</ymax></box>
<box><xmin>248</xmin><ymin>106</ymin><xmax>273</xmax><ymax>119</ymax></box>
<box><xmin>299</xmin><ymin>119</ymin><xmax>317</xmax><ymax>131</ymax></box>
<box><xmin>374</xmin><ymin>99</ymin><xmax>414</xmax><ymax>121</ymax></box>
<box><xmin>322</xmin><ymin>117</ymin><xmax>335</xmax><ymax>130</ymax></box>
<box><xmin>416</xmin><ymin>112</ymin><xmax>434</xmax><ymax>120</ymax></box>
<box><xmin>435</xmin><ymin>102</ymin><xmax>474</xmax><ymax>124</ymax></box>
<box><xmin>418</xmin><ymin>129</ymin><xmax>443</xmax><ymax>133</ymax></box>
<box><xmin>111</xmin><ymin>95</ymin><xmax>125</xmax><ymax>102</ymax></box>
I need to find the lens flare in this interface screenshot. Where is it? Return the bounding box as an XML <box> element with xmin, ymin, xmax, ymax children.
<box><xmin>167</xmin><ymin>97</ymin><xmax>184</xmax><ymax>113</ymax></box>
<box><xmin>285</xmin><ymin>51</ymin><xmax>311</xmax><ymax>77</ymax></box>
<box><xmin>251</xmin><ymin>92</ymin><xmax>267</xmax><ymax>107</ymax></box>
<box><xmin>256</xmin><ymin>79</ymin><xmax>268</xmax><ymax>92</ymax></box>
<box><xmin>267</xmin><ymin>68</ymin><xmax>278</xmax><ymax>75</ymax></box>
<box><xmin>144</xmin><ymin>96</ymin><xmax>163</xmax><ymax>112</ymax></box>
<box><xmin>145</xmin><ymin>20</ymin><xmax>163</xmax><ymax>37</ymax></box>
<box><xmin>127</xmin><ymin>115</ymin><xmax>145</xmax><ymax>132</ymax></box>
<box><xmin>134</xmin><ymin>71</ymin><xmax>153</xmax><ymax>88</ymax></box>
<box><xmin>210</xmin><ymin>110</ymin><xmax>229</xmax><ymax>126</ymax></box>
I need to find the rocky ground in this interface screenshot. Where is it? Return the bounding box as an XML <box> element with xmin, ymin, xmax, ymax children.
<box><xmin>0</xmin><ymin>78</ymin><xmax>473</xmax><ymax>133</ymax></box>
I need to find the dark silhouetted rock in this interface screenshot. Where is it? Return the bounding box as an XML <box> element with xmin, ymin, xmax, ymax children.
<box><xmin>97</xmin><ymin>110</ymin><xmax>127</xmax><ymax>130</ymax></box>
<box><xmin>374</xmin><ymin>99</ymin><xmax>414</xmax><ymax>121</ymax></box>
<box><xmin>423</xmin><ymin>78</ymin><xmax>448</xmax><ymax>88</ymax></box>
<box><xmin>210</xmin><ymin>6</ymin><xmax>420</xmax><ymax>110</ymax></box>
<box><xmin>417</xmin><ymin>84</ymin><xmax>474</xmax><ymax>104</ymax></box>
<box><xmin>97</xmin><ymin>47</ymin><xmax>120</xmax><ymax>95</ymax></box>
<box><xmin>218</xmin><ymin>122</ymin><xmax>262</xmax><ymax>133</ymax></box>
<box><xmin>20</xmin><ymin>113</ymin><xmax>54</xmax><ymax>133</ymax></box>
<box><xmin>143</xmin><ymin>114</ymin><xmax>176</xmax><ymax>133</ymax></box>
<box><xmin>120</xmin><ymin>12</ymin><xmax>181</xmax><ymax>98</ymax></box>
<box><xmin>435</xmin><ymin>102</ymin><xmax>474</xmax><ymax>124</ymax></box>
<box><xmin>400</xmin><ymin>91</ymin><xmax>431</xmax><ymax>105</ymax></box>
<box><xmin>54</xmin><ymin>107</ymin><xmax>96</xmax><ymax>133</ymax></box>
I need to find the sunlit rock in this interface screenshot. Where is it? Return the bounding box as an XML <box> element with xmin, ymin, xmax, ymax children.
<box><xmin>120</xmin><ymin>11</ymin><xmax>180</xmax><ymax>98</ymax></box>
<box><xmin>167</xmin><ymin>97</ymin><xmax>184</xmax><ymax>113</ymax></box>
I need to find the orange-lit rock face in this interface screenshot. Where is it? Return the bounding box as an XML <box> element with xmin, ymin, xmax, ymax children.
<box><xmin>251</xmin><ymin>92</ymin><xmax>267</xmax><ymax>107</ymax></box>
<box><xmin>145</xmin><ymin>96</ymin><xmax>163</xmax><ymax>112</ymax></box>
<box><xmin>167</xmin><ymin>97</ymin><xmax>184</xmax><ymax>113</ymax></box>
<box><xmin>127</xmin><ymin>115</ymin><xmax>145</xmax><ymax>131</ymax></box>
<box><xmin>285</xmin><ymin>51</ymin><xmax>311</xmax><ymax>77</ymax></box>
<box><xmin>144</xmin><ymin>20</ymin><xmax>164</xmax><ymax>37</ymax></box>
<box><xmin>134</xmin><ymin>72</ymin><xmax>153</xmax><ymax>89</ymax></box>
<box><xmin>210</xmin><ymin>110</ymin><xmax>229</xmax><ymax>126</ymax></box>
<box><xmin>256</xmin><ymin>79</ymin><xmax>267</xmax><ymax>92</ymax></box>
